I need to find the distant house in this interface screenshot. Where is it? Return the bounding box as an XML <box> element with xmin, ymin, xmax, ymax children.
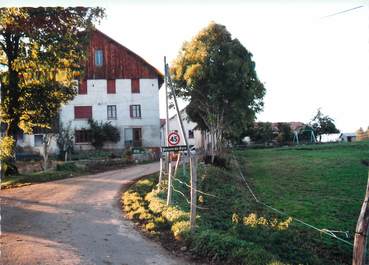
<box><xmin>167</xmin><ymin>109</ymin><xmax>199</xmax><ymax>147</ymax></box>
<box><xmin>339</xmin><ymin>133</ymin><xmax>356</xmax><ymax>142</ymax></box>
<box><xmin>18</xmin><ymin>29</ymin><xmax>163</xmax><ymax>153</ymax></box>
<box><xmin>270</xmin><ymin>122</ymin><xmax>305</xmax><ymax>133</ymax></box>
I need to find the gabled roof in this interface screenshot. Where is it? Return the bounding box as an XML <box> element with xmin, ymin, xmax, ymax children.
<box><xmin>91</xmin><ymin>29</ymin><xmax>164</xmax><ymax>87</ymax></box>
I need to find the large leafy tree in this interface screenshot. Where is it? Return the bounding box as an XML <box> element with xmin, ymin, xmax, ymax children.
<box><xmin>170</xmin><ymin>22</ymin><xmax>265</xmax><ymax>157</ymax></box>
<box><xmin>246</xmin><ymin>122</ymin><xmax>274</xmax><ymax>144</ymax></box>
<box><xmin>0</xmin><ymin>7</ymin><xmax>104</xmax><ymax>164</ymax></box>
<box><xmin>310</xmin><ymin>109</ymin><xmax>339</xmax><ymax>142</ymax></box>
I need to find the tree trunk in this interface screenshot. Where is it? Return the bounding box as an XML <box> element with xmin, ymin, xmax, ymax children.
<box><xmin>211</xmin><ymin>131</ymin><xmax>215</xmax><ymax>164</ymax></box>
<box><xmin>42</xmin><ymin>134</ymin><xmax>52</xmax><ymax>171</ymax></box>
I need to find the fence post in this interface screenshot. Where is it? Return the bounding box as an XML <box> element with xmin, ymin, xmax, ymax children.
<box><xmin>353</xmin><ymin>163</ymin><xmax>369</xmax><ymax>265</ymax></box>
<box><xmin>166</xmin><ymin>160</ymin><xmax>173</xmax><ymax>205</ymax></box>
<box><xmin>190</xmin><ymin>156</ymin><xmax>197</xmax><ymax>231</ymax></box>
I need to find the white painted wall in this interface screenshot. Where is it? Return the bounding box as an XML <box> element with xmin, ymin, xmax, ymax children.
<box><xmin>59</xmin><ymin>78</ymin><xmax>161</xmax><ymax>150</ymax></box>
<box><xmin>167</xmin><ymin>110</ymin><xmax>197</xmax><ymax>147</ymax></box>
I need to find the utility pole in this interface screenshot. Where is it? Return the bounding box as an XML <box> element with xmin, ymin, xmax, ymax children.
<box><xmin>353</xmin><ymin>161</ymin><xmax>369</xmax><ymax>265</ymax></box>
<box><xmin>166</xmin><ymin>63</ymin><xmax>197</xmax><ymax>231</ymax></box>
<box><xmin>164</xmin><ymin>56</ymin><xmax>173</xmax><ymax>205</ymax></box>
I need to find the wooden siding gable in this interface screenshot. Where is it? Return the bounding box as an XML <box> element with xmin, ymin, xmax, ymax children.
<box><xmin>86</xmin><ymin>30</ymin><xmax>164</xmax><ymax>87</ymax></box>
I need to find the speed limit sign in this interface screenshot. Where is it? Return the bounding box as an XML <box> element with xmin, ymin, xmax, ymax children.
<box><xmin>168</xmin><ymin>132</ymin><xmax>180</xmax><ymax>146</ymax></box>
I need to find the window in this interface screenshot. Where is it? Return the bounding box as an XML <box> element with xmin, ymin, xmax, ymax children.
<box><xmin>188</xmin><ymin>130</ymin><xmax>194</xmax><ymax>139</ymax></box>
<box><xmin>34</xmin><ymin>134</ymin><xmax>43</xmax><ymax>146</ymax></box>
<box><xmin>131</xmin><ymin>79</ymin><xmax>140</xmax><ymax>93</ymax></box>
<box><xmin>75</xmin><ymin>130</ymin><xmax>91</xmax><ymax>143</ymax></box>
<box><xmin>78</xmin><ymin>80</ymin><xmax>87</xmax><ymax>94</ymax></box>
<box><xmin>95</xmin><ymin>49</ymin><xmax>103</xmax><ymax>66</ymax></box>
<box><xmin>74</xmin><ymin>106</ymin><xmax>92</xmax><ymax>119</ymax></box>
<box><xmin>107</xmin><ymin>79</ymin><xmax>116</xmax><ymax>94</ymax></box>
<box><xmin>124</xmin><ymin>128</ymin><xmax>142</xmax><ymax>147</ymax></box>
<box><xmin>130</xmin><ymin>105</ymin><xmax>141</xmax><ymax>118</ymax></box>
<box><xmin>107</xmin><ymin>105</ymin><xmax>117</xmax><ymax>120</ymax></box>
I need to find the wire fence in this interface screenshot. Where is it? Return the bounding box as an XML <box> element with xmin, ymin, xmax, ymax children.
<box><xmin>231</xmin><ymin>152</ymin><xmax>354</xmax><ymax>247</ymax></box>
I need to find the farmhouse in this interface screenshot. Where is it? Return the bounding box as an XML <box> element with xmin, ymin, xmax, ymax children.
<box><xmin>18</xmin><ymin>29</ymin><xmax>163</xmax><ymax>153</ymax></box>
<box><xmin>339</xmin><ymin>133</ymin><xmax>356</xmax><ymax>142</ymax></box>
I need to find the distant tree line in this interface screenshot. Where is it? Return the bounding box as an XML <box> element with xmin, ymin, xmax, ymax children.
<box><xmin>244</xmin><ymin>109</ymin><xmax>340</xmax><ymax>145</ymax></box>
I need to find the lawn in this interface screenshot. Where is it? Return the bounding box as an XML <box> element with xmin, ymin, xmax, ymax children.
<box><xmin>236</xmin><ymin>141</ymin><xmax>369</xmax><ymax>240</ymax></box>
<box><xmin>123</xmin><ymin>141</ymin><xmax>369</xmax><ymax>265</ymax></box>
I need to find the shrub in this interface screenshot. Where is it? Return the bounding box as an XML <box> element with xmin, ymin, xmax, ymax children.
<box><xmin>171</xmin><ymin>220</ymin><xmax>191</xmax><ymax>240</ymax></box>
<box><xmin>88</xmin><ymin>119</ymin><xmax>120</xmax><ymax>149</ymax></box>
<box><xmin>56</xmin><ymin>162</ymin><xmax>78</xmax><ymax>171</ymax></box>
<box><xmin>203</xmin><ymin>155</ymin><xmax>230</xmax><ymax>169</ymax></box>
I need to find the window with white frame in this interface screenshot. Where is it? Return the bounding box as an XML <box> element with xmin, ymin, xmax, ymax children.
<box><xmin>130</xmin><ymin>105</ymin><xmax>141</xmax><ymax>118</ymax></box>
<box><xmin>107</xmin><ymin>105</ymin><xmax>117</xmax><ymax>120</ymax></box>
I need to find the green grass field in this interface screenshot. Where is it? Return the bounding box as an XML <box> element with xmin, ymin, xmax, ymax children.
<box><xmin>236</xmin><ymin>141</ymin><xmax>369</xmax><ymax>239</ymax></box>
<box><xmin>123</xmin><ymin>141</ymin><xmax>369</xmax><ymax>265</ymax></box>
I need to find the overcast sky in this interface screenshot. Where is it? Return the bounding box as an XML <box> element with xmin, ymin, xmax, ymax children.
<box><xmin>6</xmin><ymin>0</ymin><xmax>369</xmax><ymax>132</ymax></box>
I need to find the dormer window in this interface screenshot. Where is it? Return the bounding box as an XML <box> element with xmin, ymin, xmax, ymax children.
<box><xmin>95</xmin><ymin>49</ymin><xmax>103</xmax><ymax>66</ymax></box>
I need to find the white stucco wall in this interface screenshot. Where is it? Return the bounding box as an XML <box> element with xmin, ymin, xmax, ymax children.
<box><xmin>167</xmin><ymin>110</ymin><xmax>197</xmax><ymax>147</ymax></box>
<box><xmin>59</xmin><ymin>78</ymin><xmax>161</xmax><ymax>150</ymax></box>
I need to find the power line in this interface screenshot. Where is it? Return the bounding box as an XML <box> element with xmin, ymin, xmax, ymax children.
<box><xmin>321</xmin><ymin>5</ymin><xmax>364</xmax><ymax>19</ymax></box>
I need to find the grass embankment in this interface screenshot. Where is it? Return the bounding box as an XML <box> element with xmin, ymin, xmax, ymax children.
<box><xmin>122</xmin><ymin>141</ymin><xmax>369</xmax><ymax>265</ymax></box>
<box><xmin>1</xmin><ymin>159</ymin><xmax>134</xmax><ymax>189</ymax></box>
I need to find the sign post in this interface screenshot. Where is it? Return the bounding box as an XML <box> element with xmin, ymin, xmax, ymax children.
<box><xmin>166</xmin><ymin>62</ymin><xmax>197</xmax><ymax>231</ymax></box>
<box><xmin>166</xmin><ymin>131</ymin><xmax>180</xmax><ymax>205</ymax></box>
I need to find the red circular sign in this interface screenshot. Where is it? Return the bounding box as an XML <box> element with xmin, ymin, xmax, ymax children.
<box><xmin>168</xmin><ymin>132</ymin><xmax>180</xmax><ymax>146</ymax></box>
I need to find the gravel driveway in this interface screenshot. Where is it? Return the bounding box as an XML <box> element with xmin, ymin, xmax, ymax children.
<box><xmin>1</xmin><ymin>162</ymin><xmax>191</xmax><ymax>265</ymax></box>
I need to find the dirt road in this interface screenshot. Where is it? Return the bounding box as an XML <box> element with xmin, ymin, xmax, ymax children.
<box><xmin>1</xmin><ymin>162</ymin><xmax>191</xmax><ymax>265</ymax></box>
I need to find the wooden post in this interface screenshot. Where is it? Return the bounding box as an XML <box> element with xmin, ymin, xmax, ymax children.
<box><xmin>164</xmin><ymin>56</ymin><xmax>173</xmax><ymax>204</ymax></box>
<box><xmin>159</xmin><ymin>156</ymin><xmax>163</xmax><ymax>184</ymax></box>
<box><xmin>173</xmin><ymin>152</ymin><xmax>181</xmax><ymax>178</ymax></box>
<box><xmin>190</xmin><ymin>156</ymin><xmax>197</xmax><ymax>231</ymax></box>
<box><xmin>182</xmin><ymin>155</ymin><xmax>187</xmax><ymax>177</ymax></box>
<box><xmin>166</xmin><ymin>62</ymin><xmax>197</xmax><ymax>229</ymax></box>
<box><xmin>166</xmin><ymin>160</ymin><xmax>173</xmax><ymax>205</ymax></box>
<box><xmin>353</xmin><ymin>167</ymin><xmax>369</xmax><ymax>265</ymax></box>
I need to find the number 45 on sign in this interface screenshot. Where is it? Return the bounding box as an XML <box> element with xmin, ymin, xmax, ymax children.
<box><xmin>168</xmin><ymin>132</ymin><xmax>180</xmax><ymax>146</ymax></box>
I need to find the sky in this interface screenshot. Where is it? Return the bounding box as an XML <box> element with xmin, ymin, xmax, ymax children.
<box><xmin>4</xmin><ymin>0</ymin><xmax>369</xmax><ymax>132</ymax></box>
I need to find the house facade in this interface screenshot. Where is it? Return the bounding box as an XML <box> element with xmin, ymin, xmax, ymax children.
<box><xmin>18</xmin><ymin>29</ymin><xmax>163</xmax><ymax>153</ymax></box>
<box><xmin>167</xmin><ymin>109</ymin><xmax>197</xmax><ymax>147</ymax></box>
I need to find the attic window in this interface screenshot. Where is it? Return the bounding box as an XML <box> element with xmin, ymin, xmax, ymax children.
<box><xmin>95</xmin><ymin>49</ymin><xmax>103</xmax><ymax>66</ymax></box>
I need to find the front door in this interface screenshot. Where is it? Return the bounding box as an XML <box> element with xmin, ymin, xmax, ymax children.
<box><xmin>133</xmin><ymin>128</ymin><xmax>142</xmax><ymax>147</ymax></box>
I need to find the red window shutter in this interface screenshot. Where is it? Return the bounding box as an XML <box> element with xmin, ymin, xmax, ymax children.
<box><xmin>78</xmin><ymin>80</ymin><xmax>87</xmax><ymax>94</ymax></box>
<box><xmin>129</xmin><ymin>105</ymin><xmax>133</xmax><ymax>118</ymax></box>
<box><xmin>107</xmin><ymin>79</ymin><xmax>116</xmax><ymax>94</ymax></box>
<box><xmin>131</xmin><ymin>79</ymin><xmax>140</xmax><ymax>93</ymax></box>
<box><xmin>74</xmin><ymin>106</ymin><xmax>92</xmax><ymax>119</ymax></box>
